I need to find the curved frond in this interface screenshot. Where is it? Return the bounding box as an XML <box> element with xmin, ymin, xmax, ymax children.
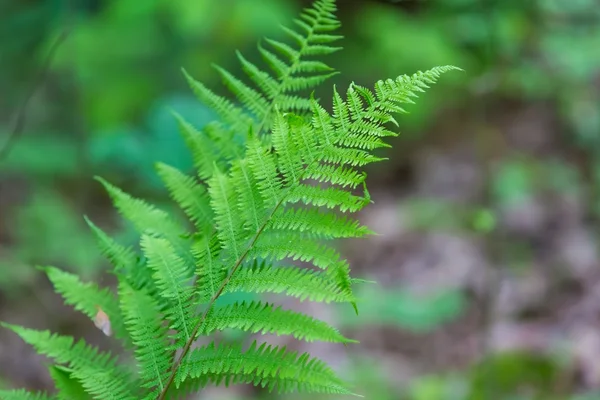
<box><xmin>41</xmin><ymin>266</ymin><xmax>127</xmax><ymax>342</ymax></box>
<box><xmin>1</xmin><ymin>324</ymin><xmax>137</xmax><ymax>400</ymax></box>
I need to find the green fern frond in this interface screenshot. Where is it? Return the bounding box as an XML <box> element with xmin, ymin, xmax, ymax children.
<box><xmin>230</xmin><ymin>158</ymin><xmax>267</xmax><ymax>232</ymax></box>
<box><xmin>84</xmin><ymin>216</ymin><xmax>138</xmax><ymax>271</ymax></box>
<box><xmin>207</xmin><ymin>166</ymin><xmax>246</xmax><ymax>261</ymax></box>
<box><xmin>224</xmin><ymin>262</ymin><xmax>355</xmax><ymax>303</ymax></box>
<box><xmin>95</xmin><ymin>177</ymin><xmax>186</xmax><ymax>240</ymax></box>
<box><xmin>270</xmin><ymin>207</ymin><xmax>374</xmax><ymax>239</ymax></box>
<box><xmin>85</xmin><ymin>216</ymin><xmax>156</xmax><ymax>293</ymax></box>
<box><xmin>181</xmin><ymin>0</ymin><xmax>343</xmax><ymax>144</ymax></box>
<box><xmin>287</xmin><ymin>183</ymin><xmax>370</xmax><ymax>212</ymax></box>
<box><xmin>175</xmin><ymin>341</ymin><xmax>353</xmax><ymax>395</ymax></box>
<box><xmin>2</xmin><ymin>1</ymin><xmax>460</xmax><ymax>398</ymax></box>
<box><xmin>252</xmin><ymin>232</ymin><xmax>342</xmax><ymax>270</ymax></box>
<box><xmin>182</xmin><ymin>69</ymin><xmax>255</xmax><ymax>136</ymax></box>
<box><xmin>172</xmin><ymin>114</ymin><xmax>222</xmax><ymax>181</ymax></box>
<box><xmin>201</xmin><ymin>300</ymin><xmax>356</xmax><ymax>344</ymax></box>
<box><xmin>118</xmin><ymin>282</ymin><xmax>171</xmax><ymax>393</ymax></box>
<box><xmin>48</xmin><ymin>365</ymin><xmax>88</xmax><ymax>400</ymax></box>
<box><xmin>155</xmin><ymin>162</ymin><xmax>213</xmax><ymax>233</ymax></box>
<box><xmin>247</xmin><ymin>136</ymin><xmax>284</xmax><ymax>208</ymax></box>
<box><xmin>191</xmin><ymin>235</ymin><xmax>226</xmax><ymax>303</ymax></box>
<box><xmin>96</xmin><ymin>177</ymin><xmax>197</xmax><ymax>273</ymax></box>
<box><xmin>40</xmin><ymin>266</ymin><xmax>127</xmax><ymax>342</ymax></box>
<box><xmin>1</xmin><ymin>324</ymin><xmax>137</xmax><ymax>400</ymax></box>
<box><xmin>141</xmin><ymin>235</ymin><xmax>195</xmax><ymax>345</ymax></box>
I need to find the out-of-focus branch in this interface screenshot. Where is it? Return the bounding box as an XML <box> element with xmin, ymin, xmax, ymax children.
<box><xmin>0</xmin><ymin>29</ymin><xmax>70</xmax><ymax>163</ymax></box>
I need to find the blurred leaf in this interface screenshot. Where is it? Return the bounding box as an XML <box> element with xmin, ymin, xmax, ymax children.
<box><xmin>405</xmin><ymin>199</ymin><xmax>466</xmax><ymax>232</ymax></box>
<box><xmin>468</xmin><ymin>351</ymin><xmax>565</xmax><ymax>400</ymax></box>
<box><xmin>88</xmin><ymin>127</ymin><xmax>146</xmax><ymax>173</ymax></box>
<box><xmin>492</xmin><ymin>159</ymin><xmax>535</xmax><ymax>206</ymax></box>
<box><xmin>0</xmin><ymin>133</ymin><xmax>79</xmax><ymax>178</ymax></box>
<box><xmin>471</xmin><ymin>208</ymin><xmax>496</xmax><ymax>233</ymax></box>
<box><xmin>82</xmin><ymin>74</ymin><xmax>159</xmax><ymax>129</ymax></box>
<box><xmin>5</xmin><ymin>189</ymin><xmax>102</xmax><ymax>286</ymax></box>
<box><xmin>543</xmin><ymin>159</ymin><xmax>581</xmax><ymax>195</ymax></box>
<box><xmin>339</xmin><ymin>284</ymin><xmax>466</xmax><ymax>332</ymax></box>
<box><xmin>409</xmin><ymin>374</ymin><xmax>468</xmax><ymax>400</ymax></box>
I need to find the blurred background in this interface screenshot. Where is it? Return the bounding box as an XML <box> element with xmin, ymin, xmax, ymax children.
<box><xmin>1</xmin><ymin>0</ymin><xmax>600</xmax><ymax>398</ymax></box>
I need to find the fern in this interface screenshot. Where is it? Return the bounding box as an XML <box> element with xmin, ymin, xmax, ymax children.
<box><xmin>0</xmin><ymin>0</ymin><xmax>459</xmax><ymax>398</ymax></box>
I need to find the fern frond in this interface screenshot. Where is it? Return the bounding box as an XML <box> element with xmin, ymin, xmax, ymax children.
<box><xmin>214</xmin><ymin>65</ymin><xmax>270</xmax><ymax>118</ymax></box>
<box><xmin>155</xmin><ymin>162</ymin><xmax>213</xmax><ymax>233</ymax></box>
<box><xmin>182</xmin><ymin>69</ymin><xmax>255</xmax><ymax>136</ymax></box>
<box><xmin>85</xmin><ymin>216</ymin><xmax>155</xmax><ymax>293</ymax></box>
<box><xmin>41</xmin><ymin>266</ymin><xmax>127</xmax><ymax>342</ymax></box>
<box><xmin>207</xmin><ymin>166</ymin><xmax>246</xmax><ymax>261</ymax></box>
<box><xmin>118</xmin><ymin>282</ymin><xmax>171</xmax><ymax>393</ymax></box>
<box><xmin>224</xmin><ymin>262</ymin><xmax>355</xmax><ymax>303</ymax></box>
<box><xmin>230</xmin><ymin>158</ymin><xmax>267</xmax><ymax>232</ymax></box>
<box><xmin>84</xmin><ymin>216</ymin><xmax>138</xmax><ymax>271</ymax></box>
<box><xmin>252</xmin><ymin>232</ymin><xmax>342</xmax><ymax>270</ymax></box>
<box><xmin>175</xmin><ymin>341</ymin><xmax>354</xmax><ymax>395</ymax></box>
<box><xmin>173</xmin><ymin>114</ymin><xmax>222</xmax><ymax>181</ymax></box>
<box><xmin>201</xmin><ymin>300</ymin><xmax>356</xmax><ymax>344</ymax></box>
<box><xmin>141</xmin><ymin>235</ymin><xmax>195</xmax><ymax>346</ymax></box>
<box><xmin>96</xmin><ymin>177</ymin><xmax>197</xmax><ymax>275</ymax></box>
<box><xmin>48</xmin><ymin>365</ymin><xmax>88</xmax><ymax>400</ymax></box>
<box><xmin>1</xmin><ymin>324</ymin><xmax>137</xmax><ymax>400</ymax></box>
<box><xmin>236</xmin><ymin>51</ymin><xmax>279</xmax><ymax>98</ymax></box>
<box><xmin>181</xmin><ymin>0</ymin><xmax>343</xmax><ymax>147</ymax></box>
<box><xmin>287</xmin><ymin>183</ymin><xmax>370</xmax><ymax>213</ymax></box>
<box><xmin>270</xmin><ymin>207</ymin><xmax>373</xmax><ymax>239</ymax></box>
<box><xmin>247</xmin><ymin>136</ymin><xmax>284</xmax><ymax>208</ymax></box>
<box><xmin>95</xmin><ymin>177</ymin><xmax>186</xmax><ymax>239</ymax></box>
<box><xmin>191</xmin><ymin>235</ymin><xmax>226</xmax><ymax>303</ymax></box>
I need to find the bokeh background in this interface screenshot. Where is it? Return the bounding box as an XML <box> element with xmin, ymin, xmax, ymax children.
<box><xmin>1</xmin><ymin>0</ymin><xmax>600</xmax><ymax>398</ymax></box>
